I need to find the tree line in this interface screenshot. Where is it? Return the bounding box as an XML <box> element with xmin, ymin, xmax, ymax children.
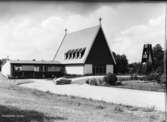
<box><xmin>113</xmin><ymin>43</ymin><xmax>165</xmax><ymax>75</ymax></box>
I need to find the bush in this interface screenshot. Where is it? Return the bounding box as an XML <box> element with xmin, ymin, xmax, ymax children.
<box><xmin>143</xmin><ymin>106</ymin><xmax>155</xmax><ymax>112</ymax></box>
<box><xmin>160</xmin><ymin>73</ymin><xmax>166</xmax><ymax>84</ymax></box>
<box><xmin>103</xmin><ymin>73</ymin><xmax>117</xmax><ymax>85</ymax></box>
<box><xmin>96</xmin><ymin>104</ymin><xmax>105</xmax><ymax>109</ymax></box>
<box><xmin>114</xmin><ymin>105</ymin><xmax>124</xmax><ymax>113</ymax></box>
<box><xmin>86</xmin><ymin>79</ymin><xmax>98</xmax><ymax>86</ymax></box>
<box><xmin>130</xmin><ymin>74</ymin><xmax>138</xmax><ymax>80</ymax></box>
<box><xmin>116</xmin><ymin>81</ymin><xmax>122</xmax><ymax>85</ymax></box>
<box><xmin>89</xmin><ymin>79</ymin><xmax>98</xmax><ymax>86</ymax></box>
<box><xmin>146</xmin><ymin>72</ymin><xmax>160</xmax><ymax>82</ymax></box>
<box><xmin>86</xmin><ymin>79</ymin><xmax>104</xmax><ymax>86</ymax></box>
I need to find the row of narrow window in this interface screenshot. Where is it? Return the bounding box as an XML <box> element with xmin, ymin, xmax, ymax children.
<box><xmin>64</xmin><ymin>48</ymin><xmax>86</xmax><ymax>59</ymax></box>
<box><xmin>14</xmin><ymin>66</ymin><xmax>61</xmax><ymax>72</ymax></box>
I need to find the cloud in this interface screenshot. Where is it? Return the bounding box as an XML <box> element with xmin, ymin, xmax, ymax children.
<box><xmin>111</xmin><ymin>15</ymin><xmax>165</xmax><ymax>63</ymax></box>
<box><xmin>0</xmin><ymin>15</ymin><xmax>66</xmax><ymax>60</ymax></box>
<box><xmin>0</xmin><ymin>2</ymin><xmax>103</xmax><ymax>19</ymax></box>
<box><xmin>0</xmin><ymin>3</ymin><xmax>113</xmax><ymax>60</ymax></box>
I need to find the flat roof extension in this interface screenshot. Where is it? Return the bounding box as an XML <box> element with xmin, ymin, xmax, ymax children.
<box><xmin>9</xmin><ymin>60</ymin><xmax>61</xmax><ymax>65</ymax></box>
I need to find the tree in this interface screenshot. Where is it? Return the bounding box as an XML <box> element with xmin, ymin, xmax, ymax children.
<box><xmin>152</xmin><ymin>44</ymin><xmax>164</xmax><ymax>74</ymax></box>
<box><xmin>128</xmin><ymin>62</ymin><xmax>141</xmax><ymax>74</ymax></box>
<box><xmin>113</xmin><ymin>52</ymin><xmax>128</xmax><ymax>74</ymax></box>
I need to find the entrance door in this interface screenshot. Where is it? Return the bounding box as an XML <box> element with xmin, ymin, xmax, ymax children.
<box><xmin>92</xmin><ymin>64</ymin><xmax>106</xmax><ymax>75</ymax></box>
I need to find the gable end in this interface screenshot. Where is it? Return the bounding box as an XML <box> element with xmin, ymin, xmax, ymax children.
<box><xmin>85</xmin><ymin>27</ymin><xmax>115</xmax><ymax>65</ymax></box>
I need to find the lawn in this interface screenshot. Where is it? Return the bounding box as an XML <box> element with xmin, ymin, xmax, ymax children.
<box><xmin>0</xmin><ymin>105</ymin><xmax>60</xmax><ymax>122</ymax></box>
<box><xmin>115</xmin><ymin>80</ymin><xmax>165</xmax><ymax>92</ymax></box>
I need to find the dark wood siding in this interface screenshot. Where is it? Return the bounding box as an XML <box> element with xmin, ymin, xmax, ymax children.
<box><xmin>85</xmin><ymin>27</ymin><xmax>114</xmax><ymax>65</ymax></box>
<box><xmin>10</xmin><ymin>63</ymin><xmax>64</xmax><ymax>79</ymax></box>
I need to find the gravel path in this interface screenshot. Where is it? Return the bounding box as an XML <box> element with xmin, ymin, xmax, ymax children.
<box><xmin>20</xmin><ymin>79</ymin><xmax>165</xmax><ymax>111</ymax></box>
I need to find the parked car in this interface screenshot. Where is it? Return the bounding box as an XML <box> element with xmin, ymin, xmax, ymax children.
<box><xmin>54</xmin><ymin>77</ymin><xmax>71</xmax><ymax>85</ymax></box>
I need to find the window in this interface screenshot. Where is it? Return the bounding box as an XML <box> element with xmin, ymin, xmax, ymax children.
<box><xmin>34</xmin><ymin>66</ymin><xmax>40</xmax><ymax>72</ymax></box>
<box><xmin>64</xmin><ymin>47</ymin><xmax>86</xmax><ymax>60</ymax></box>
<box><xmin>78</xmin><ymin>48</ymin><xmax>83</xmax><ymax>58</ymax></box>
<box><xmin>93</xmin><ymin>65</ymin><xmax>106</xmax><ymax>75</ymax></box>
<box><xmin>80</xmin><ymin>48</ymin><xmax>86</xmax><ymax>58</ymax></box>
<box><xmin>71</xmin><ymin>49</ymin><xmax>75</xmax><ymax>59</ymax></box>
<box><xmin>74</xmin><ymin>49</ymin><xmax>78</xmax><ymax>59</ymax></box>
<box><xmin>68</xmin><ymin>50</ymin><xmax>72</xmax><ymax>59</ymax></box>
<box><xmin>14</xmin><ymin>66</ymin><xmax>22</xmax><ymax>71</ymax></box>
<box><xmin>65</xmin><ymin>52</ymin><xmax>68</xmax><ymax>59</ymax></box>
<box><xmin>78</xmin><ymin>48</ymin><xmax>86</xmax><ymax>58</ymax></box>
<box><xmin>47</xmin><ymin>66</ymin><xmax>61</xmax><ymax>72</ymax></box>
<box><xmin>22</xmin><ymin>65</ymin><xmax>34</xmax><ymax>71</ymax></box>
<box><xmin>76</xmin><ymin>48</ymin><xmax>80</xmax><ymax>58</ymax></box>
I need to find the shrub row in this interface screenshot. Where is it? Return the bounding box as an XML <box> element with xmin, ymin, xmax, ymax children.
<box><xmin>145</xmin><ymin>72</ymin><xmax>166</xmax><ymax>84</ymax></box>
<box><xmin>86</xmin><ymin>79</ymin><xmax>104</xmax><ymax>86</ymax></box>
<box><xmin>86</xmin><ymin>73</ymin><xmax>121</xmax><ymax>86</ymax></box>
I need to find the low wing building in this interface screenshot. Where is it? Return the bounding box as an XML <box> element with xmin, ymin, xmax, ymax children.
<box><xmin>1</xmin><ymin>60</ymin><xmax>64</xmax><ymax>79</ymax></box>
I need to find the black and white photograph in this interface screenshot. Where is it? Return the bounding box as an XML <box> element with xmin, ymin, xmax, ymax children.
<box><xmin>0</xmin><ymin>1</ymin><xmax>166</xmax><ymax>122</ymax></box>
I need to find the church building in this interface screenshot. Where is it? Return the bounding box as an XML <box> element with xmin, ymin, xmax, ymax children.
<box><xmin>1</xmin><ymin>19</ymin><xmax>116</xmax><ymax>78</ymax></box>
<box><xmin>53</xmin><ymin>22</ymin><xmax>116</xmax><ymax>75</ymax></box>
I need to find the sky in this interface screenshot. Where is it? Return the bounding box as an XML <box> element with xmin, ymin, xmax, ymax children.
<box><xmin>0</xmin><ymin>2</ymin><xmax>166</xmax><ymax>63</ymax></box>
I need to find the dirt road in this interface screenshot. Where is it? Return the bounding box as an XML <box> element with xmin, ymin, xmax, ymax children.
<box><xmin>21</xmin><ymin>79</ymin><xmax>165</xmax><ymax>111</ymax></box>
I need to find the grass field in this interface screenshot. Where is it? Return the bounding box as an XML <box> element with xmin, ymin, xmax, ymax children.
<box><xmin>115</xmin><ymin>80</ymin><xmax>165</xmax><ymax>92</ymax></box>
<box><xmin>0</xmin><ymin>79</ymin><xmax>165</xmax><ymax>122</ymax></box>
